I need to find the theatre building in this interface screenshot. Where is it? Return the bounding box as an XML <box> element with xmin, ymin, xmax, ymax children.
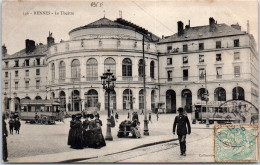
<box><xmin>2</xmin><ymin>17</ymin><xmax>258</xmax><ymax>113</ymax></box>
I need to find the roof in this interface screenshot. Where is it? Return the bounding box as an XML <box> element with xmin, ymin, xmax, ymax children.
<box><xmin>20</xmin><ymin>99</ymin><xmax>60</xmax><ymax>106</ymax></box>
<box><xmin>69</xmin><ymin>17</ymin><xmax>134</xmax><ymax>34</ymax></box>
<box><xmin>159</xmin><ymin>23</ymin><xmax>246</xmax><ymax>43</ymax></box>
<box><xmin>3</xmin><ymin>44</ymin><xmax>48</xmax><ymax>60</ymax></box>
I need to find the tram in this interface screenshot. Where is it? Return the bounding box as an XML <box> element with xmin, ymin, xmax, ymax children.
<box><xmin>19</xmin><ymin>99</ymin><xmax>64</xmax><ymax>124</ymax></box>
<box><xmin>191</xmin><ymin>100</ymin><xmax>258</xmax><ymax>124</ymax></box>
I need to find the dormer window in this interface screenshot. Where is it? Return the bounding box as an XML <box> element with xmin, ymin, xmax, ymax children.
<box><xmin>199</xmin><ymin>43</ymin><xmax>204</xmax><ymax>50</ymax></box>
<box><xmin>25</xmin><ymin>59</ymin><xmax>30</xmax><ymax>66</ymax></box>
<box><xmin>36</xmin><ymin>58</ymin><xmax>40</xmax><ymax>66</ymax></box>
<box><xmin>216</xmin><ymin>41</ymin><xmax>221</xmax><ymax>49</ymax></box>
<box><xmin>234</xmin><ymin>39</ymin><xmax>239</xmax><ymax>47</ymax></box>
<box><xmin>5</xmin><ymin>61</ymin><xmax>9</xmax><ymax>68</ymax></box>
<box><xmin>14</xmin><ymin>60</ymin><xmax>19</xmax><ymax>67</ymax></box>
<box><xmin>167</xmin><ymin>46</ymin><xmax>172</xmax><ymax>53</ymax></box>
<box><xmin>183</xmin><ymin>44</ymin><xmax>188</xmax><ymax>52</ymax></box>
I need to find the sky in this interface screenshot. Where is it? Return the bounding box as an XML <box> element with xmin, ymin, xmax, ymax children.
<box><xmin>2</xmin><ymin>0</ymin><xmax>258</xmax><ymax>55</ymax></box>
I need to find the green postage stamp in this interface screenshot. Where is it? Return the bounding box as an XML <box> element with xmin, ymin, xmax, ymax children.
<box><xmin>214</xmin><ymin>125</ymin><xmax>259</xmax><ymax>162</ymax></box>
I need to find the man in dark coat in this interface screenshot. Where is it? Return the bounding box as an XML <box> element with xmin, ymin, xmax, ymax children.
<box><xmin>173</xmin><ymin>107</ymin><xmax>191</xmax><ymax>156</ymax></box>
<box><xmin>2</xmin><ymin>115</ymin><xmax>8</xmax><ymax>162</ymax></box>
<box><xmin>14</xmin><ymin>118</ymin><xmax>21</xmax><ymax>134</ymax></box>
<box><xmin>8</xmin><ymin>118</ymin><xmax>14</xmax><ymax>135</ymax></box>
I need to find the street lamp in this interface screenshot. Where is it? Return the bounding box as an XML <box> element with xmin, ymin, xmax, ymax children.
<box><xmin>101</xmin><ymin>69</ymin><xmax>116</xmax><ymax>141</ymax></box>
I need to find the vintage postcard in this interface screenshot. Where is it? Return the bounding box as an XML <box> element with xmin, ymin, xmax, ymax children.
<box><xmin>1</xmin><ymin>0</ymin><xmax>259</xmax><ymax>163</ymax></box>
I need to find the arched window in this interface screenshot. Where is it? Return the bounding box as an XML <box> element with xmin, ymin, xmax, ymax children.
<box><xmin>150</xmin><ymin>61</ymin><xmax>155</xmax><ymax>79</ymax></box>
<box><xmin>122</xmin><ymin>58</ymin><xmax>132</xmax><ymax>77</ymax></box>
<box><xmin>214</xmin><ymin>87</ymin><xmax>226</xmax><ymax>101</ymax></box>
<box><xmin>71</xmin><ymin>59</ymin><xmax>80</xmax><ymax>80</ymax></box>
<box><xmin>138</xmin><ymin>59</ymin><xmax>144</xmax><ymax>78</ymax></box>
<box><xmin>123</xmin><ymin>89</ymin><xmax>133</xmax><ymax>110</ymax></box>
<box><xmin>86</xmin><ymin>58</ymin><xmax>98</xmax><ymax>81</ymax></box>
<box><xmin>139</xmin><ymin>89</ymin><xmax>144</xmax><ymax>110</ymax></box>
<box><xmin>197</xmin><ymin>88</ymin><xmax>209</xmax><ymax>101</ymax></box>
<box><xmin>59</xmin><ymin>61</ymin><xmax>66</xmax><ymax>81</ymax></box>
<box><xmin>51</xmin><ymin>63</ymin><xmax>55</xmax><ymax>81</ymax></box>
<box><xmin>85</xmin><ymin>89</ymin><xmax>98</xmax><ymax>107</ymax></box>
<box><xmin>104</xmin><ymin>57</ymin><xmax>116</xmax><ymax>75</ymax></box>
<box><xmin>105</xmin><ymin>90</ymin><xmax>116</xmax><ymax>110</ymax></box>
<box><xmin>35</xmin><ymin>96</ymin><xmax>42</xmax><ymax>100</ymax></box>
<box><xmin>232</xmin><ymin>86</ymin><xmax>245</xmax><ymax>100</ymax></box>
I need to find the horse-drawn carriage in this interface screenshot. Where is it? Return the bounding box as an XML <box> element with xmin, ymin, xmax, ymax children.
<box><xmin>19</xmin><ymin>99</ymin><xmax>63</xmax><ymax>125</ymax></box>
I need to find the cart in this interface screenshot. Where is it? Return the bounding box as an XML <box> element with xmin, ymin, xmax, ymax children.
<box><xmin>117</xmin><ymin>120</ymin><xmax>133</xmax><ymax>137</ymax></box>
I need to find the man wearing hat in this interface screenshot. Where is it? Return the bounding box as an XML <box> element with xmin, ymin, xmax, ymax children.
<box><xmin>173</xmin><ymin>107</ymin><xmax>191</xmax><ymax>156</ymax></box>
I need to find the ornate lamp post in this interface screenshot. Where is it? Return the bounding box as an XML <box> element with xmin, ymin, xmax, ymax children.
<box><xmin>101</xmin><ymin>69</ymin><xmax>116</xmax><ymax>141</ymax></box>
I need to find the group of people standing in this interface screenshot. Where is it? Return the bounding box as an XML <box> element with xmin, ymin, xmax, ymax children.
<box><xmin>67</xmin><ymin>113</ymin><xmax>106</xmax><ymax>149</ymax></box>
<box><xmin>8</xmin><ymin>117</ymin><xmax>21</xmax><ymax>135</ymax></box>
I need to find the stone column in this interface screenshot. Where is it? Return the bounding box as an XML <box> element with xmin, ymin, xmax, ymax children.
<box><xmin>145</xmin><ymin>57</ymin><xmax>151</xmax><ymax>82</ymax></box>
<box><xmin>133</xmin><ymin>88</ymin><xmax>139</xmax><ymax>110</ymax></box>
<box><xmin>115</xmin><ymin>87</ymin><xmax>123</xmax><ymax>111</ymax></box>
<box><xmin>66</xmin><ymin>58</ymin><xmax>72</xmax><ymax>83</ymax></box>
<box><xmin>116</xmin><ymin>56</ymin><xmax>122</xmax><ymax>81</ymax></box>
<box><xmin>98</xmin><ymin>87</ymin><xmax>105</xmax><ymax>111</ymax></box>
<box><xmin>133</xmin><ymin>57</ymin><xmax>138</xmax><ymax>81</ymax></box>
<box><xmin>65</xmin><ymin>89</ymin><xmax>70</xmax><ymax>112</ymax></box>
<box><xmin>98</xmin><ymin>56</ymin><xmax>105</xmax><ymax>81</ymax></box>
<box><xmin>146</xmin><ymin>88</ymin><xmax>151</xmax><ymax>111</ymax></box>
<box><xmin>80</xmin><ymin>57</ymin><xmax>85</xmax><ymax>82</ymax></box>
<box><xmin>55</xmin><ymin>60</ymin><xmax>59</xmax><ymax>83</ymax></box>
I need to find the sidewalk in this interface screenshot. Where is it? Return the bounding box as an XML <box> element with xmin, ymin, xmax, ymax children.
<box><xmin>8</xmin><ymin>114</ymin><xmax>213</xmax><ymax>163</ymax></box>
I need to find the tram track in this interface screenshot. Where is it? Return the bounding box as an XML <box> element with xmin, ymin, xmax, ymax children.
<box><xmin>64</xmin><ymin>131</ymin><xmax>211</xmax><ymax>163</ymax></box>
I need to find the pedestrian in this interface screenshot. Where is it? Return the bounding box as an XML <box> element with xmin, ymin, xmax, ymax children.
<box><xmin>8</xmin><ymin>118</ymin><xmax>14</xmax><ymax>135</ymax></box>
<box><xmin>140</xmin><ymin>109</ymin><xmax>144</xmax><ymax>115</ymax></box>
<box><xmin>156</xmin><ymin>112</ymin><xmax>159</xmax><ymax>121</ymax></box>
<box><xmin>70</xmin><ymin>114</ymin><xmax>84</xmax><ymax>149</ymax></box>
<box><xmin>2</xmin><ymin>115</ymin><xmax>8</xmax><ymax>162</ymax></box>
<box><xmin>14</xmin><ymin>118</ymin><xmax>21</xmax><ymax>134</ymax></box>
<box><xmin>173</xmin><ymin>107</ymin><xmax>191</xmax><ymax>156</ymax></box>
<box><xmin>93</xmin><ymin>114</ymin><xmax>106</xmax><ymax>148</ymax></box>
<box><xmin>115</xmin><ymin>112</ymin><xmax>119</xmax><ymax>122</ymax></box>
<box><xmin>67</xmin><ymin>115</ymin><xmax>76</xmax><ymax>147</ymax></box>
<box><xmin>149</xmin><ymin>113</ymin><xmax>152</xmax><ymax>123</ymax></box>
<box><xmin>127</xmin><ymin>112</ymin><xmax>130</xmax><ymax>119</ymax></box>
<box><xmin>131</xmin><ymin>119</ymin><xmax>141</xmax><ymax>138</ymax></box>
<box><xmin>35</xmin><ymin>112</ymin><xmax>40</xmax><ymax>124</ymax></box>
<box><xmin>82</xmin><ymin>114</ymin><xmax>90</xmax><ymax>148</ymax></box>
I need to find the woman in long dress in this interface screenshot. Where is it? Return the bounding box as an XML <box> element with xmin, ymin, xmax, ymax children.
<box><xmin>2</xmin><ymin>115</ymin><xmax>8</xmax><ymax>162</ymax></box>
<box><xmin>82</xmin><ymin>115</ymin><xmax>91</xmax><ymax>148</ymax></box>
<box><xmin>70</xmin><ymin>114</ymin><xmax>84</xmax><ymax>149</ymax></box>
<box><xmin>93</xmin><ymin>114</ymin><xmax>106</xmax><ymax>148</ymax></box>
<box><xmin>67</xmin><ymin>115</ymin><xmax>76</xmax><ymax>146</ymax></box>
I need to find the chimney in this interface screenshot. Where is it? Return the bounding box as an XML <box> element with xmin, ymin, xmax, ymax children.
<box><xmin>25</xmin><ymin>39</ymin><xmax>36</xmax><ymax>53</ymax></box>
<box><xmin>177</xmin><ymin>21</ymin><xmax>184</xmax><ymax>36</ymax></box>
<box><xmin>231</xmin><ymin>23</ymin><xmax>241</xmax><ymax>31</ymax></box>
<box><xmin>209</xmin><ymin>17</ymin><xmax>216</xmax><ymax>32</ymax></box>
<box><xmin>47</xmin><ymin>31</ymin><xmax>55</xmax><ymax>48</ymax></box>
<box><xmin>185</xmin><ymin>20</ymin><xmax>190</xmax><ymax>29</ymax></box>
<box><xmin>2</xmin><ymin>44</ymin><xmax>7</xmax><ymax>57</ymax></box>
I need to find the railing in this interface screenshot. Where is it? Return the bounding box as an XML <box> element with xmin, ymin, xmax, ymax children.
<box><xmin>70</xmin><ymin>78</ymin><xmax>80</xmax><ymax>82</ymax></box>
<box><xmin>183</xmin><ymin>77</ymin><xmax>188</xmax><ymax>81</ymax></box>
<box><xmin>86</xmin><ymin>77</ymin><xmax>98</xmax><ymax>81</ymax></box>
<box><xmin>122</xmin><ymin>76</ymin><xmax>133</xmax><ymax>81</ymax></box>
<box><xmin>167</xmin><ymin>78</ymin><xmax>172</xmax><ymax>82</ymax></box>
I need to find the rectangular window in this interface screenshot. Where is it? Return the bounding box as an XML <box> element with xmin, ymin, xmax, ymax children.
<box><xmin>5</xmin><ymin>72</ymin><xmax>8</xmax><ymax>78</ymax></box>
<box><xmin>36</xmin><ymin>80</ymin><xmax>40</xmax><ymax>89</ymax></box>
<box><xmin>216</xmin><ymin>67</ymin><xmax>222</xmax><ymax>79</ymax></box>
<box><xmin>36</xmin><ymin>69</ymin><xmax>40</xmax><ymax>75</ymax></box>
<box><xmin>234</xmin><ymin>39</ymin><xmax>239</xmax><ymax>47</ymax></box>
<box><xmin>216</xmin><ymin>54</ymin><xmax>222</xmax><ymax>61</ymax></box>
<box><xmin>36</xmin><ymin>58</ymin><xmax>41</xmax><ymax>65</ymax></box>
<box><xmin>183</xmin><ymin>69</ymin><xmax>188</xmax><ymax>81</ymax></box>
<box><xmin>5</xmin><ymin>61</ymin><xmax>9</xmax><ymax>68</ymax></box>
<box><xmin>216</xmin><ymin>41</ymin><xmax>221</xmax><ymax>49</ymax></box>
<box><xmin>15</xmin><ymin>71</ymin><xmax>18</xmax><ymax>77</ymax></box>
<box><xmin>25</xmin><ymin>81</ymin><xmax>29</xmax><ymax>89</ymax></box>
<box><xmin>15</xmin><ymin>60</ymin><xmax>19</xmax><ymax>67</ymax></box>
<box><xmin>183</xmin><ymin>44</ymin><xmax>188</xmax><ymax>52</ymax></box>
<box><xmin>25</xmin><ymin>70</ymin><xmax>29</xmax><ymax>76</ymax></box>
<box><xmin>167</xmin><ymin>58</ymin><xmax>172</xmax><ymax>65</ymax></box>
<box><xmin>167</xmin><ymin>46</ymin><xmax>172</xmax><ymax>53</ymax></box>
<box><xmin>234</xmin><ymin>52</ymin><xmax>240</xmax><ymax>60</ymax></box>
<box><xmin>199</xmin><ymin>55</ymin><xmax>204</xmax><ymax>63</ymax></box>
<box><xmin>15</xmin><ymin>82</ymin><xmax>18</xmax><ymax>90</ymax></box>
<box><xmin>167</xmin><ymin>70</ymin><xmax>172</xmax><ymax>81</ymax></box>
<box><xmin>199</xmin><ymin>43</ymin><xmax>204</xmax><ymax>50</ymax></box>
<box><xmin>25</xmin><ymin>59</ymin><xmax>30</xmax><ymax>66</ymax></box>
<box><xmin>234</xmin><ymin>66</ymin><xmax>240</xmax><ymax>77</ymax></box>
<box><xmin>199</xmin><ymin>68</ymin><xmax>205</xmax><ymax>80</ymax></box>
<box><xmin>5</xmin><ymin>82</ymin><xmax>8</xmax><ymax>89</ymax></box>
<box><xmin>183</xmin><ymin>56</ymin><xmax>188</xmax><ymax>64</ymax></box>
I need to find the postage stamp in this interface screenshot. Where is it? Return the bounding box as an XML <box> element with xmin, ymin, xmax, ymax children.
<box><xmin>214</xmin><ymin>124</ymin><xmax>259</xmax><ymax>162</ymax></box>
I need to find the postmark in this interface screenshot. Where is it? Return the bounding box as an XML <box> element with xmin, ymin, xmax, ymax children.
<box><xmin>214</xmin><ymin>124</ymin><xmax>259</xmax><ymax>162</ymax></box>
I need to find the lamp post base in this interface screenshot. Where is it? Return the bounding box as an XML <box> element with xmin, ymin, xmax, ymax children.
<box><xmin>105</xmin><ymin>118</ymin><xmax>113</xmax><ymax>141</ymax></box>
<box><xmin>206</xmin><ymin>119</ymin><xmax>209</xmax><ymax>127</ymax></box>
<box><xmin>143</xmin><ymin>119</ymin><xmax>149</xmax><ymax>136</ymax></box>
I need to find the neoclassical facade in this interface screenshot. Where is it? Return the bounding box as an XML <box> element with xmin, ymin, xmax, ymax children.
<box><xmin>2</xmin><ymin>17</ymin><xmax>259</xmax><ymax>113</ymax></box>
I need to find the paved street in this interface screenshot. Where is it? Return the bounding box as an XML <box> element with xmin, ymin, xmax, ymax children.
<box><xmin>6</xmin><ymin>113</ymin><xmax>214</xmax><ymax>163</ymax></box>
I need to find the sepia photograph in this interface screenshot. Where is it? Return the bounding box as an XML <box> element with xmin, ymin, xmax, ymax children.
<box><xmin>1</xmin><ymin>0</ymin><xmax>259</xmax><ymax>163</ymax></box>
